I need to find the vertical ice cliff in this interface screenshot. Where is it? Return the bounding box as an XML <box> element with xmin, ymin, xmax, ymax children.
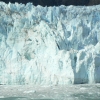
<box><xmin>0</xmin><ymin>2</ymin><xmax>100</xmax><ymax>85</ymax></box>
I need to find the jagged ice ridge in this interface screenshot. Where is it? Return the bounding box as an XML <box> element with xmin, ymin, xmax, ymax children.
<box><xmin>0</xmin><ymin>2</ymin><xmax>100</xmax><ymax>85</ymax></box>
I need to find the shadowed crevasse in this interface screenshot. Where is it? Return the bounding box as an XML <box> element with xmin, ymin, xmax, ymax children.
<box><xmin>1</xmin><ymin>0</ymin><xmax>100</xmax><ymax>6</ymax></box>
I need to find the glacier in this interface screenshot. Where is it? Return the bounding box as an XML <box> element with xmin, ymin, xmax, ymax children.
<box><xmin>0</xmin><ymin>2</ymin><xmax>100</xmax><ymax>85</ymax></box>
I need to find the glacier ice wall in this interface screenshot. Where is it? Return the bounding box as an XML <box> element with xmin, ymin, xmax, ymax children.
<box><xmin>0</xmin><ymin>2</ymin><xmax>100</xmax><ymax>85</ymax></box>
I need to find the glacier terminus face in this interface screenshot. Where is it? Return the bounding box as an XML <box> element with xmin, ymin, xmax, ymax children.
<box><xmin>0</xmin><ymin>2</ymin><xmax>100</xmax><ymax>85</ymax></box>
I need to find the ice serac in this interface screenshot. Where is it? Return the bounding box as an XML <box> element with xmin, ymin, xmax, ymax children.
<box><xmin>0</xmin><ymin>2</ymin><xmax>100</xmax><ymax>85</ymax></box>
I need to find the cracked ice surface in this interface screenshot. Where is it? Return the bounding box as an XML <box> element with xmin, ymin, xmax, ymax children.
<box><xmin>0</xmin><ymin>2</ymin><xmax>100</xmax><ymax>85</ymax></box>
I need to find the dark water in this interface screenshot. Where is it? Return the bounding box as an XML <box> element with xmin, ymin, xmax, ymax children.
<box><xmin>72</xmin><ymin>93</ymin><xmax>100</xmax><ymax>100</ymax></box>
<box><xmin>0</xmin><ymin>96</ymin><xmax>100</xmax><ymax>100</ymax></box>
<box><xmin>0</xmin><ymin>97</ymin><xmax>54</xmax><ymax>100</ymax></box>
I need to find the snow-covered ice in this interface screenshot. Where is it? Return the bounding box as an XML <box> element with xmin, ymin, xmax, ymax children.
<box><xmin>0</xmin><ymin>2</ymin><xmax>100</xmax><ymax>85</ymax></box>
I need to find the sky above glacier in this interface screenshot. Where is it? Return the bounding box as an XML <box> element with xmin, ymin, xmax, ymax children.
<box><xmin>0</xmin><ymin>0</ymin><xmax>90</xmax><ymax>6</ymax></box>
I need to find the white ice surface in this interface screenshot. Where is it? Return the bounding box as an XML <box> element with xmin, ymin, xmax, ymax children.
<box><xmin>0</xmin><ymin>2</ymin><xmax>100</xmax><ymax>85</ymax></box>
